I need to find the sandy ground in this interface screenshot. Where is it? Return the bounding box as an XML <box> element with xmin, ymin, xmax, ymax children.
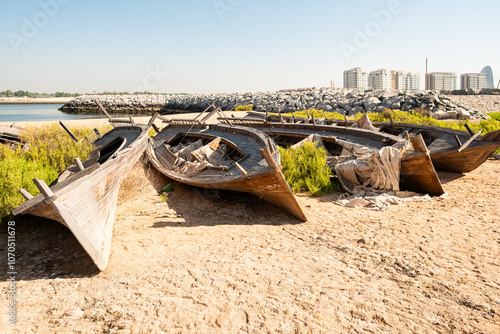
<box><xmin>0</xmin><ymin>97</ymin><xmax>73</xmax><ymax>105</ymax></box>
<box><xmin>0</xmin><ymin>150</ymin><xmax>499</xmax><ymax>333</ymax></box>
<box><xmin>0</xmin><ymin>112</ymin><xmax>249</xmax><ymax>129</ymax></box>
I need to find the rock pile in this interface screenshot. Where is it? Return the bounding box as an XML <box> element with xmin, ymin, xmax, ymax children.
<box><xmin>59</xmin><ymin>89</ymin><xmax>489</xmax><ymax>120</ymax></box>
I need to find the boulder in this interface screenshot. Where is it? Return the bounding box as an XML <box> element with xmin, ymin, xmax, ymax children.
<box><xmin>363</xmin><ymin>97</ymin><xmax>381</xmax><ymax>111</ymax></box>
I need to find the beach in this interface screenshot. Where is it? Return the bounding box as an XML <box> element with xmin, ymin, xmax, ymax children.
<box><xmin>0</xmin><ymin>97</ymin><xmax>73</xmax><ymax>105</ymax></box>
<box><xmin>0</xmin><ymin>117</ymin><xmax>499</xmax><ymax>333</ymax></box>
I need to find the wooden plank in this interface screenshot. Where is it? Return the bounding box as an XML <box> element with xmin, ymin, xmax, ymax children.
<box><xmin>458</xmin><ymin>129</ymin><xmax>483</xmax><ymax>152</ymax></box>
<box><xmin>74</xmin><ymin>158</ymin><xmax>85</xmax><ymax>171</ymax></box>
<box><xmin>464</xmin><ymin>123</ymin><xmax>475</xmax><ymax>136</ymax></box>
<box><xmin>19</xmin><ymin>188</ymin><xmax>33</xmax><ymax>200</ymax></box>
<box><xmin>454</xmin><ymin>135</ymin><xmax>462</xmax><ymax>147</ymax></box>
<box><xmin>95</xmin><ymin>100</ymin><xmax>114</xmax><ymax>126</ymax></box>
<box><xmin>410</xmin><ymin>134</ymin><xmax>428</xmax><ymax>153</ymax></box>
<box><xmin>59</xmin><ymin>121</ymin><xmax>79</xmax><ymax>142</ymax></box>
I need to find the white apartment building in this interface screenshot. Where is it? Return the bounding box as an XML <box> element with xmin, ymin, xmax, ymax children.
<box><xmin>368</xmin><ymin>69</ymin><xmax>391</xmax><ymax>90</ymax></box>
<box><xmin>343</xmin><ymin>67</ymin><xmax>368</xmax><ymax>90</ymax></box>
<box><xmin>391</xmin><ymin>70</ymin><xmax>406</xmax><ymax>90</ymax></box>
<box><xmin>460</xmin><ymin>73</ymin><xmax>487</xmax><ymax>90</ymax></box>
<box><xmin>426</xmin><ymin>72</ymin><xmax>457</xmax><ymax>91</ymax></box>
<box><xmin>405</xmin><ymin>73</ymin><xmax>420</xmax><ymax>91</ymax></box>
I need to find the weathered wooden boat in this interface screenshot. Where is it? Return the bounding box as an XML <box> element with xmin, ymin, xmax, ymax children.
<box><xmin>0</xmin><ymin>123</ymin><xmax>26</xmax><ymax>150</ymax></box>
<box><xmin>146</xmin><ymin>110</ymin><xmax>307</xmax><ymax>221</ymax></box>
<box><xmin>12</xmin><ymin>110</ymin><xmax>155</xmax><ymax>271</ymax></box>
<box><xmin>246</xmin><ymin>112</ymin><xmax>500</xmax><ymax>173</ymax></box>
<box><xmin>221</xmin><ymin>121</ymin><xmax>444</xmax><ymax>196</ymax></box>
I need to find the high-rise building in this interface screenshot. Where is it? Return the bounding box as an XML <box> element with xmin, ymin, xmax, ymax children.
<box><xmin>343</xmin><ymin>67</ymin><xmax>368</xmax><ymax>90</ymax></box>
<box><xmin>368</xmin><ymin>69</ymin><xmax>391</xmax><ymax>90</ymax></box>
<box><xmin>426</xmin><ymin>72</ymin><xmax>457</xmax><ymax>91</ymax></box>
<box><xmin>460</xmin><ymin>73</ymin><xmax>487</xmax><ymax>90</ymax></box>
<box><xmin>405</xmin><ymin>73</ymin><xmax>420</xmax><ymax>91</ymax></box>
<box><xmin>481</xmin><ymin>66</ymin><xmax>494</xmax><ymax>89</ymax></box>
<box><xmin>391</xmin><ymin>70</ymin><xmax>406</xmax><ymax>90</ymax></box>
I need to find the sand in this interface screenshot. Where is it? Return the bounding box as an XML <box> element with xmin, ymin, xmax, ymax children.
<box><xmin>1</xmin><ymin>114</ymin><xmax>499</xmax><ymax>333</ymax></box>
<box><xmin>0</xmin><ymin>148</ymin><xmax>499</xmax><ymax>333</ymax></box>
<box><xmin>0</xmin><ymin>97</ymin><xmax>73</xmax><ymax>105</ymax></box>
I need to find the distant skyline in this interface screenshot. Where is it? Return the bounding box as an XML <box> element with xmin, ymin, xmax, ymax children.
<box><xmin>1</xmin><ymin>0</ymin><xmax>499</xmax><ymax>94</ymax></box>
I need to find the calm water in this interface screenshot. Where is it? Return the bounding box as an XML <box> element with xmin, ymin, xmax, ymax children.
<box><xmin>0</xmin><ymin>104</ymin><xmax>108</xmax><ymax>123</ymax></box>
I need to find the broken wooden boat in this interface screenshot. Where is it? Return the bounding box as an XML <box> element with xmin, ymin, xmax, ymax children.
<box><xmin>248</xmin><ymin>112</ymin><xmax>500</xmax><ymax>173</ymax></box>
<box><xmin>0</xmin><ymin>123</ymin><xmax>26</xmax><ymax>150</ymax></box>
<box><xmin>222</xmin><ymin>121</ymin><xmax>444</xmax><ymax>196</ymax></box>
<box><xmin>12</xmin><ymin>107</ymin><xmax>155</xmax><ymax>271</ymax></box>
<box><xmin>146</xmin><ymin>108</ymin><xmax>307</xmax><ymax>221</ymax></box>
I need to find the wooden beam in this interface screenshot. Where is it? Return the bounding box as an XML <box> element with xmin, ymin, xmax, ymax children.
<box><xmin>454</xmin><ymin>135</ymin><xmax>462</xmax><ymax>147</ymax></box>
<box><xmin>33</xmin><ymin>178</ymin><xmax>54</xmax><ymax>199</ymax></box>
<box><xmin>129</xmin><ymin>116</ymin><xmax>136</xmax><ymax>126</ymax></box>
<box><xmin>261</xmin><ymin>147</ymin><xmax>279</xmax><ymax>169</ymax></box>
<box><xmin>59</xmin><ymin>121</ymin><xmax>78</xmax><ymax>142</ymax></box>
<box><xmin>464</xmin><ymin>123</ymin><xmax>475</xmax><ymax>136</ymax></box>
<box><xmin>410</xmin><ymin>134</ymin><xmax>429</xmax><ymax>153</ymax></box>
<box><xmin>152</xmin><ymin>123</ymin><xmax>160</xmax><ymax>134</ymax></box>
<box><xmin>458</xmin><ymin>129</ymin><xmax>483</xmax><ymax>152</ymax></box>
<box><xmin>234</xmin><ymin>162</ymin><xmax>247</xmax><ymax>176</ymax></box>
<box><xmin>19</xmin><ymin>188</ymin><xmax>33</xmax><ymax>200</ymax></box>
<box><xmin>95</xmin><ymin>100</ymin><xmax>114</xmax><ymax>126</ymax></box>
<box><xmin>74</xmin><ymin>157</ymin><xmax>85</xmax><ymax>171</ymax></box>
<box><xmin>148</xmin><ymin>112</ymin><xmax>158</xmax><ymax>128</ymax></box>
<box><xmin>389</xmin><ymin>114</ymin><xmax>395</xmax><ymax>124</ymax></box>
<box><xmin>93</xmin><ymin>128</ymin><xmax>102</xmax><ymax>139</ymax></box>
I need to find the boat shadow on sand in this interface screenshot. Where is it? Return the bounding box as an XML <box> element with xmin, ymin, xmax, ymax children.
<box><xmin>0</xmin><ymin>215</ymin><xmax>100</xmax><ymax>282</ymax></box>
<box><xmin>142</xmin><ymin>160</ymin><xmax>305</xmax><ymax>229</ymax></box>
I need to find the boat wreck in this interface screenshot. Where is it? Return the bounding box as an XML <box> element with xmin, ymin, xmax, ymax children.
<box><xmin>146</xmin><ymin>106</ymin><xmax>307</xmax><ymax>221</ymax></box>
<box><xmin>0</xmin><ymin>123</ymin><xmax>26</xmax><ymax>150</ymax></box>
<box><xmin>254</xmin><ymin>112</ymin><xmax>500</xmax><ymax>174</ymax></box>
<box><xmin>12</xmin><ymin>107</ymin><xmax>155</xmax><ymax>271</ymax></box>
<box><xmin>222</xmin><ymin>120</ymin><xmax>445</xmax><ymax>196</ymax></box>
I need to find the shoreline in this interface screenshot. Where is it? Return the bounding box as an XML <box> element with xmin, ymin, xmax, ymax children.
<box><xmin>0</xmin><ymin>97</ymin><xmax>73</xmax><ymax>105</ymax></box>
<box><xmin>0</xmin><ymin>111</ymin><xmax>250</xmax><ymax>128</ymax></box>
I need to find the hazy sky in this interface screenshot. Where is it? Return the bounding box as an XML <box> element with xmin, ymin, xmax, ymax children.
<box><xmin>1</xmin><ymin>0</ymin><xmax>498</xmax><ymax>94</ymax></box>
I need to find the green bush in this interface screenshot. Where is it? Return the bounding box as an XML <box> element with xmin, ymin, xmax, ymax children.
<box><xmin>488</xmin><ymin>112</ymin><xmax>500</xmax><ymax>122</ymax></box>
<box><xmin>282</xmin><ymin>108</ymin><xmax>347</xmax><ymax>121</ymax></box>
<box><xmin>0</xmin><ymin>124</ymin><xmax>110</xmax><ymax>224</ymax></box>
<box><xmin>278</xmin><ymin>142</ymin><xmax>341</xmax><ymax>196</ymax></box>
<box><xmin>235</xmin><ymin>105</ymin><xmax>253</xmax><ymax>111</ymax></box>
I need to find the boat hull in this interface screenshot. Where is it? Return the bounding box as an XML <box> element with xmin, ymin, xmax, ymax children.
<box><xmin>146</xmin><ymin>124</ymin><xmax>307</xmax><ymax>221</ymax></box>
<box><xmin>12</xmin><ymin>125</ymin><xmax>149</xmax><ymax>271</ymax></box>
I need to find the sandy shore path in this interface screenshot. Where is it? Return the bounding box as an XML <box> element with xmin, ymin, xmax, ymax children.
<box><xmin>0</xmin><ymin>97</ymin><xmax>73</xmax><ymax>105</ymax></box>
<box><xmin>0</xmin><ymin>153</ymin><xmax>499</xmax><ymax>333</ymax></box>
<box><xmin>0</xmin><ymin>111</ymin><xmax>250</xmax><ymax>129</ymax></box>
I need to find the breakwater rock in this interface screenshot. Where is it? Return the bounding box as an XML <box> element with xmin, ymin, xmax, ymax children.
<box><xmin>59</xmin><ymin>89</ymin><xmax>489</xmax><ymax>120</ymax></box>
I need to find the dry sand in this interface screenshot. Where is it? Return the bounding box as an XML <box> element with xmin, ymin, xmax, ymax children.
<box><xmin>0</xmin><ymin>97</ymin><xmax>73</xmax><ymax>105</ymax></box>
<box><xmin>0</xmin><ymin>152</ymin><xmax>499</xmax><ymax>333</ymax></box>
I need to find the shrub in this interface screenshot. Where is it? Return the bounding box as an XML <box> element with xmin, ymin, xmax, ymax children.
<box><xmin>283</xmin><ymin>108</ymin><xmax>347</xmax><ymax>121</ymax></box>
<box><xmin>0</xmin><ymin>124</ymin><xmax>110</xmax><ymax>224</ymax></box>
<box><xmin>278</xmin><ymin>142</ymin><xmax>341</xmax><ymax>196</ymax></box>
<box><xmin>488</xmin><ymin>112</ymin><xmax>500</xmax><ymax>122</ymax></box>
<box><xmin>235</xmin><ymin>105</ymin><xmax>253</xmax><ymax>111</ymax></box>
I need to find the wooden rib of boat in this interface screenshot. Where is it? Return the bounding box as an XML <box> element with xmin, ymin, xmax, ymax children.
<box><xmin>247</xmin><ymin>112</ymin><xmax>500</xmax><ymax>174</ymax></box>
<box><xmin>146</xmin><ymin>119</ymin><xmax>307</xmax><ymax>221</ymax></box>
<box><xmin>12</xmin><ymin>115</ymin><xmax>153</xmax><ymax>271</ymax></box>
<box><xmin>222</xmin><ymin>121</ymin><xmax>444</xmax><ymax>196</ymax></box>
<box><xmin>0</xmin><ymin>123</ymin><xmax>26</xmax><ymax>150</ymax></box>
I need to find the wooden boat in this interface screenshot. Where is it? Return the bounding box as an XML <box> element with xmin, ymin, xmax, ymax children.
<box><xmin>246</xmin><ymin>112</ymin><xmax>500</xmax><ymax>173</ymax></box>
<box><xmin>221</xmin><ymin>121</ymin><xmax>444</xmax><ymax>196</ymax></box>
<box><xmin>12</xmin><ymin>110</ymin><xmax>154</xmax><ymax>271</ymax></box>
<box><xmin>146</xmin><ymin>110</ymin><xmax>307</xmax><ymax>221</ymax></box>
<box><xmin>0</xmin><ymin>123</ymin><xmax>26</xmax><ymax>150</ymax></box>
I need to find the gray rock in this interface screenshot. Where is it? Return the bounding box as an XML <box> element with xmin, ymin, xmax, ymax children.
<box><xmin>363</xmin><ymin>97</ymin><xmax>381</xmax><ymax>111</ymax></box>
<box><xmin>494</xmin><ymin>153</ymin><xmax>500</xmax><ymax>160</ymax></box>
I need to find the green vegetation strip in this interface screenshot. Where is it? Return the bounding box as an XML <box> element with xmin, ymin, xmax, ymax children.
<box><xmin>278</xmin><ymin>142</ymin><xmax>342</xmax><ymax>197</ymax></box>
<box><xmin>0</xmin><ymin>124</ymin><xmax>112</xmax><ymax>222</ymax></box>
